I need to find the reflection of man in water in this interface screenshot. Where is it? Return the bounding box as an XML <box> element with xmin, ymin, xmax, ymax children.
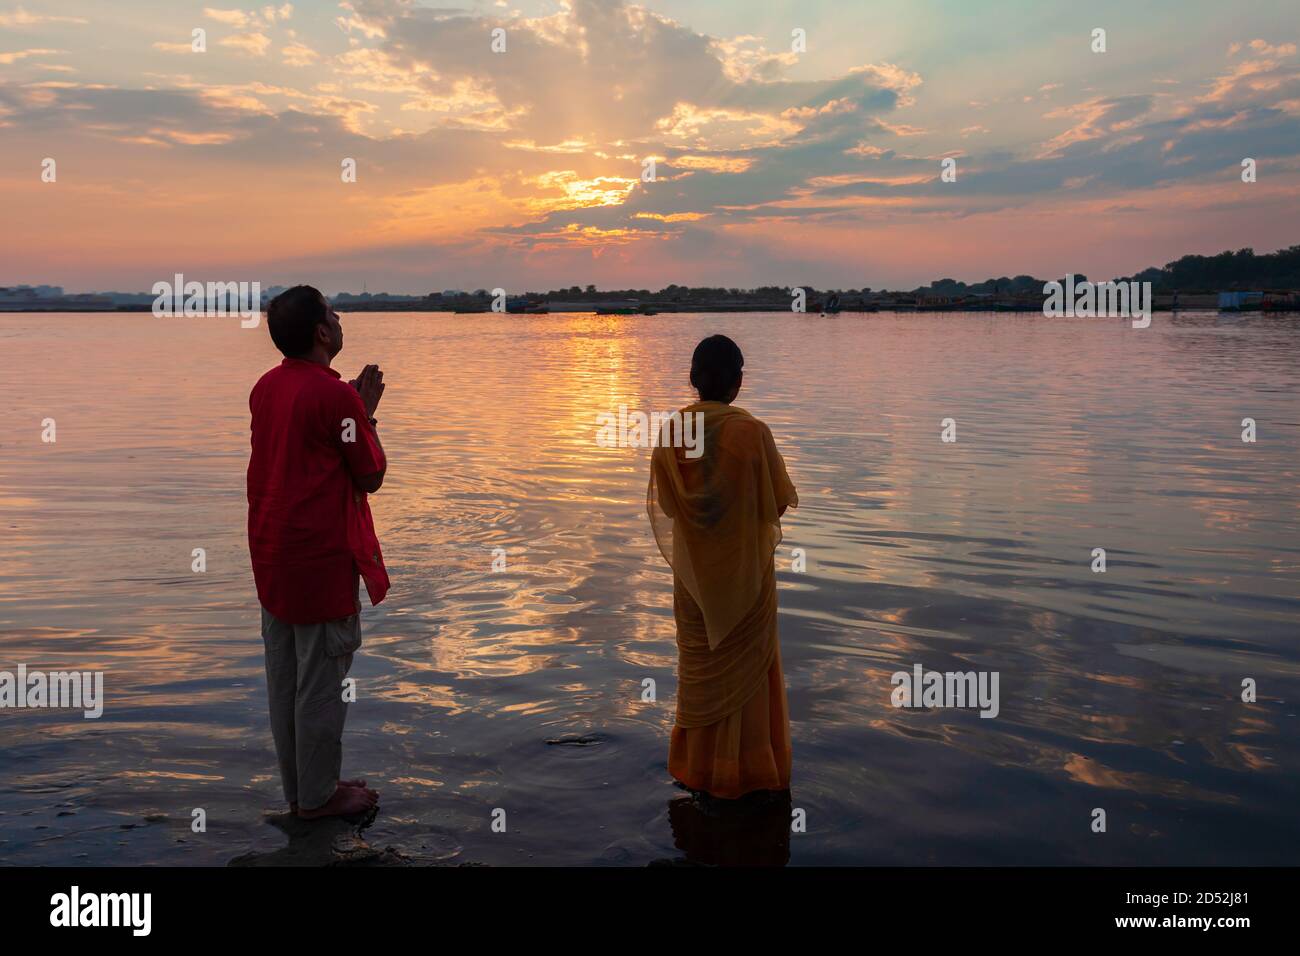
<box><xmin>247</xmin><ymin>285</ymin><xmax>388</xmax><ymax>819</ymax></box>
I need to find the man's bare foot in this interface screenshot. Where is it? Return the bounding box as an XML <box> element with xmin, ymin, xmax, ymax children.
<box><xmin>289</xmin><ymin>778</ymin><xmax>368</xmax><ymax>813</ymax></box>
<box><xmin>297</xmin><ymin>784</ymin><xmax>379</xmax><ymax>820</ymax></box>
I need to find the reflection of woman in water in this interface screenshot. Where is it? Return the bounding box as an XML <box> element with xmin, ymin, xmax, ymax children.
<box><xmin>648</xmin><ymin>335</ymin><xmax>799</xmax><ymax>801</ymax></box>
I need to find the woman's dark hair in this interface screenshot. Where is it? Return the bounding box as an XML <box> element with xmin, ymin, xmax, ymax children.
<box><xmin>267</xmin><ymin>285</ymin><xmax>328</xmax><ymax>357</ymax></box>
<box><xmin>690</xmin><ymin>334</ymin><xmax>744</xmax><ymax>401</ymax></box>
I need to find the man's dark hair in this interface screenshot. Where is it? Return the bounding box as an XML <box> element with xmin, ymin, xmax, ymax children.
<box><xmin>690</xmin><ymin>334</ymin><xmax>744</xmax><ymax>401</ymax></box>
<box><xmin>267</xmin><ymin>285</ymin><xmax>328</xmax><ymax>357</ymax></box>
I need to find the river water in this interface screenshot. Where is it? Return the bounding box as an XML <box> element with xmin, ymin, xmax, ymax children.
<box><xmin>0</xmin><ymin>310</ymin><xmax>1296</xmax><ymax>865</ymax></box>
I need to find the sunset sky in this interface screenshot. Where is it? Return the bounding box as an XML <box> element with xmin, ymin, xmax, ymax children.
<box><xmin>1</xmin><ymin>0</ymin><xmax>1298</xmax><ymax>293</ymax></box>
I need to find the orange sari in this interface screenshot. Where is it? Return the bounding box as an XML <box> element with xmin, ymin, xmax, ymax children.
<box><xmin>648</xmin><ymin>402</ymin><xmax>798</xmax><ymax>798</ymax></box>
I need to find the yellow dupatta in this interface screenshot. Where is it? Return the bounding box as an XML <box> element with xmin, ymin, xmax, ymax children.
<box><xmin>648</xmin><ymin>402</ymin><xmax>798</xmax><ymax>728</ymax></box>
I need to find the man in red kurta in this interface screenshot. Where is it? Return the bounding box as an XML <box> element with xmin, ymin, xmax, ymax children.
<box><xmin>248</xmin><ymin>285</ymin><xmax>387</xmax><ymax>818</ymax></box>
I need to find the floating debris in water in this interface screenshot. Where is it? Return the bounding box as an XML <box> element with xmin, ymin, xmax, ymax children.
<box><xmin>545</xmin><ymin>732</ymin><xmax>608</xmax><ymax>747</ymax></box>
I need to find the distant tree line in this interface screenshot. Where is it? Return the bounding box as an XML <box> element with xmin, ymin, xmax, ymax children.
<box><xmin>296</xmin><ymin>244</ymin><xmax>1300</xmax><ymax>302</ymax></box>
<box><xmin>1116</xmin><ymin>245</ymin><xmax>1300</xmax><ymax>292</ymax></box>
<box><xmin>909</xmin><ymin>245</ymin><xmax>1300</xmax><ymax>296</ymax></box>
<box><xmin>913</xmin><ymin>275</ymin><xmax>1055</xmax><ymax>296</ymax></box>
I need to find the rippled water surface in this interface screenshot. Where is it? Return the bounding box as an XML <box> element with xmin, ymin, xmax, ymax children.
<box><xmin>1</xmin><ymin>310</ymin><xmax>1297</xmax><ymax>866</ymax></box>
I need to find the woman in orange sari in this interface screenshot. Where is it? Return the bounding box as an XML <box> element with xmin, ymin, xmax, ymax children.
<box><xmin>648</xmin><ymin>335</ymin><xmax>798</xmax><ymax>801</ymax></box>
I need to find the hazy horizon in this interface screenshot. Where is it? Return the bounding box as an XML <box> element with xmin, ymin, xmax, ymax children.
<box><xmin>8</xmin><ymin>238</ymin><xmax>1299</xmax><ymax>298</ymax></box>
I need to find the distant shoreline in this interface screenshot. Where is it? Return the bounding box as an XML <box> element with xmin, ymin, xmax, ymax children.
<box><xmin>2</xmin><ymin>302</ymin><xmax>1296</xmax><ymax>315</ymax></box>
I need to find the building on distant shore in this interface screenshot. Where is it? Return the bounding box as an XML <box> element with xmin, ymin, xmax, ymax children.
<box><xmin>1218</xmin><ymin>291</ymin><xmax>1264</xmax><ymax>311</ymax></box>
<box><xmin>0</xmin><ymin>286</ymin><xmax>114</xmax><ymax>310</ymax></box>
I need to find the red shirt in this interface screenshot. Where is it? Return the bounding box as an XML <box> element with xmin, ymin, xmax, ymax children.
<box><xmin>247</xmin><ymin>358</ymin><xmax>389</xmax><ymax>624</ymax></box>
